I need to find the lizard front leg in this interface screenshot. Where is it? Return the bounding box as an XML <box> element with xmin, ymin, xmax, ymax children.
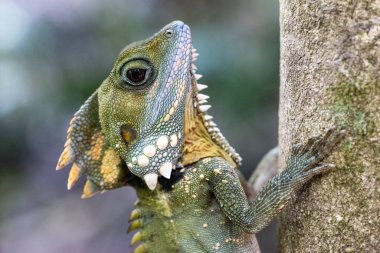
<box><xmin>208</xmin><ymin>128</ymin><xmax>346</xmax><ymax>234</ymax></box>
<box><xmin>248</xmin><ymin>147</ymin><xmax>279</xmax><ymax>199</ymax></box>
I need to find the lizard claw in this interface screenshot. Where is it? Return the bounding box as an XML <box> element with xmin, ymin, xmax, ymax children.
<box><xmin>287</xmin><ymin>128</ymin><xmax>347</xmax><ymax>184</ymax></box>
<box><xmin>310</xmin><ymin>128</ymin><xmax>347</xmax><ymax>163</ymax></box>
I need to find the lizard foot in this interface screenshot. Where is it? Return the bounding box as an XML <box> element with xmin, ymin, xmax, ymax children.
<box><xmin>285</xmin><ymin>127</ymin><xmax>347</xmax><ymax>185</ymax></box>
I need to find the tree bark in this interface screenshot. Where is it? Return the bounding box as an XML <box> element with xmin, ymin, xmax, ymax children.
<box><xmin>278</xmin><ymin>0</ymin><xmax>380</xmax><ymax>252</ymax></box>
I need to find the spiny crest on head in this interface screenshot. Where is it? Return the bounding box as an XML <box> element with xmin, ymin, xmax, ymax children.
<box><xmin>190</xmin><ymin>48</ymin><xmax>242</xmax><ymax>166</ymax></box>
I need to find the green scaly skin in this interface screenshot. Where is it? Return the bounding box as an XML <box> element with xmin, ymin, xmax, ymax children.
<box><xmin>56</xmin><ymin>21</ymin><xmax>345</xmax><ymax>253</ymax></box>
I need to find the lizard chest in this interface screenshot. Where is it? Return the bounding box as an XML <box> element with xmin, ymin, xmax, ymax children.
<box><xmin>132</xmin><ymin>164</ymin><xmax>242</xmax><ymax>252</ymax></box>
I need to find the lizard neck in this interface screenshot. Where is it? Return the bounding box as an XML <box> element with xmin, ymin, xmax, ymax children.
<box><xmin>180</xmin><ymin>77</ymin><xmax>240</xmax><ymax>168</ymax></box>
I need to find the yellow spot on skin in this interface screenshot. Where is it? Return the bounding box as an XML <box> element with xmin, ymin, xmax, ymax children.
<box><xmin>199</xmin><ymin>174</ymin><xmax>205</xmax><ymax>179</ymax></box>
<box><xmin>164</xmin><ymin>114</ymin><xmax>170</xmax><ymax>122</ymax></box>
<box><xmin>174</xmin><ymin>100</ymin><xmax>179</xmax><ymax>107</ymax></box>
<box><xmin>90</xmin><ymin>132</ymin><xmax>104</xmax><ymax>161</ymax></box>
<box><xmin>169</xmin><ymin>106</ymin><xmax>175</xmax><ymax>115</ymax></box>
<box><xmin>203</xmin><ymin>223</ymin><xmax>208</xmax><ymax>228</ymax></box>
<box><xmin>100</xmin><ymin>149</ymin><xmax>122</xmax><ymax>184</ymax></box>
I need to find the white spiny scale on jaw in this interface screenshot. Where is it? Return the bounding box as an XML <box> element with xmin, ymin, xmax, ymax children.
<box><xmin>159</xmin><ymin>161</ymin><xmax>173</xmax><ymax>179</ymax></box>
<box><xmin>191</xmin><ymin>47</ymin><xmax>243</xmax><ymax>166</ymax></box>
<box><xmin>144</xmin><ymin>173</ymin><xmax>158</xmax><ymax>190</ymax></box>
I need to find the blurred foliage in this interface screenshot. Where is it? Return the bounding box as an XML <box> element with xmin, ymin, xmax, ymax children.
<box><xmin>0</xmin><ymin>0</ymin><xmax>279</xmax><ymax>252</ymax></box>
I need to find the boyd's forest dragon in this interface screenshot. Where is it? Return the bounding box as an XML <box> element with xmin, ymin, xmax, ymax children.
<box><xmin>56</xmin><ymin>21</ymin><xmax>346</xmax><ymax>253</ymax></box>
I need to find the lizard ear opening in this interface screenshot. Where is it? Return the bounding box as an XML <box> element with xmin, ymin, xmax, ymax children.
<box><xmin>121</xmin><ymin>124</ymin><xmax>137</xmax><ymax>145</ymax></box>
<box><xmin>56</xmin><ymin>91</ymin><xmax>131</xmax><ymax>197</ymax></box>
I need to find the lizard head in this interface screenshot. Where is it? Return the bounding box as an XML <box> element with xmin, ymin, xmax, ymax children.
<box><xmin>56</xmin><ymin>21</ymin><xmax>241</xmax><ymax>195</ymax></box>
<box><xmin>98</xmin><ymin>21</ymin><xmax>192</xmax><ymax>190</ymax></box>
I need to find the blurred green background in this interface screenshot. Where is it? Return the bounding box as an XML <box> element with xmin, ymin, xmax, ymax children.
<box><xmin>0</xmin><ymin>0</ymin><xmax>279</xmax><ymax>252</ymax></box>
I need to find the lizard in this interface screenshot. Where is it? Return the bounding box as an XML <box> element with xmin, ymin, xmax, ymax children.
<box><xmin>56</xmin><ymin>21</ymin><xmax>346</xmax><ymax>253</ymax></box>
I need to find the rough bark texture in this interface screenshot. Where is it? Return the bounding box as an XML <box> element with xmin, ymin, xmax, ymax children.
<box><xmin>278</xmin><ymin>0</ymin><xmax>380</xmax><ymax>252</ymax></box>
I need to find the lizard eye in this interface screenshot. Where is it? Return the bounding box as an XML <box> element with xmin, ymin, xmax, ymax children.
<box><xmin>120</xmin><ymin>59</ymin><xmax>154</xmax><ymax>88</ymax></box>
<box><xmin>127</xmin><ymin>69</ymin><xmax>146</xmax><ymax>83</ymax></box>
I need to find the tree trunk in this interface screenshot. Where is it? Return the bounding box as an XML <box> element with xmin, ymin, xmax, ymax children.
<box><xmin>278</xmin><ymin>0</ymin><xmax>379</xmax><ymax>252</ymax></box>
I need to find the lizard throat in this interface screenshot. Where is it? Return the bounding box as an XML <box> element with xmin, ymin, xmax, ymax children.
<box><xmin>180</xmin><ymin>88</ymin><xmax>238</xmax><ymax>168</ymax></box>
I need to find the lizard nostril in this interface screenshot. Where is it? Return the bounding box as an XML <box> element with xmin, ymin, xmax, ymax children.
<box><xmin>165</xmin><ymin>29</ymin><xmax>174</xmax><ymax>38</ymax></box>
